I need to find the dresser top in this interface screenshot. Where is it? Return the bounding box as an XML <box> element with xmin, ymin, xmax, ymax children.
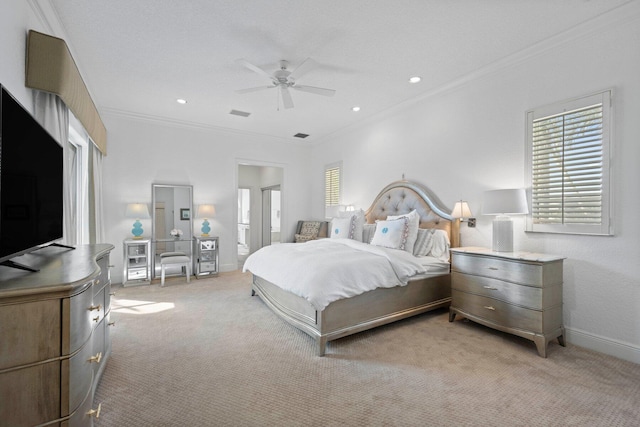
<box><xmin>451</xmin><ymin>247</ymin><xmax>565</xmax><ymax>263</ymax></box>
<box><xmin>0</xmin><ymin>243</ymin><xmax>114</xmax><ymax>299</ymax></box>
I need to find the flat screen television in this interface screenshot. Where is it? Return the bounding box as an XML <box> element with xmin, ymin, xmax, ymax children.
<box><xmin>0</xmin><ymin>85</ymin><xmax>64</xmax><ymax>271</ymax></box>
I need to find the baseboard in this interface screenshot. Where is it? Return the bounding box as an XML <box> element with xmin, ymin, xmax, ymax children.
<box><xmin>565</xmin><ymin>327</ymin><xmax>640</xmax><ymax>364</ymax></box>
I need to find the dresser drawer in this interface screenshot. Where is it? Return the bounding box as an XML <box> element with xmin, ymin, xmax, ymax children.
<box><xmin>0</xmin><ymin>299</ymin><xmax>61</xmax><ymax>369</ymax></box>
<box><xmin>452</xmin><ymin>272</ymin><xmax>562</xmax><ymax>310</ymax></box>
<box><xmin>67</xmin><ymin>285</ymin><xmax>94</xmax><ymax>354</ymax></box>
<box><xmin>452</xmin><ymin>253</ymin><xmax>562</xmax><ymax>288</ymax></box>
<box><xmin>0</xmin><ymin>361</ymin><xmax>61</xmax><ymax>425</ymax></box>
<box><xmin>95</xmin><ymin>254</ymin><xmax>110</xmax><ymax>290</ymax></box>
<box><xmin>452</xmin><ymin>290</ymin><xmax>543</xmax><ymax>333</ymax></box>
<box><xmin>62</xmin><ymin>339</ymin><xmax>94</xmax><ymax>416</ymax></box>
<box><xmin>127</xmin><ymin>267</ymin><xmax>149</xmax><ymax>280</ymax></box>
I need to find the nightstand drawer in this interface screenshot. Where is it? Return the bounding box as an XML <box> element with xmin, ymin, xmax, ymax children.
<box><xmin>452</xmin><ymin>253</ymin><xmax>561</xmax><ymax>288</ymax></box>
<box><xmin>452</xmin><ymin>272</ymin><xmax>561</xmax><ymax>310</ymax></box>
<box><xmin>452</xmin><ymin>290</ymin><xmax>542</xmax><ymax>333</ymax></box>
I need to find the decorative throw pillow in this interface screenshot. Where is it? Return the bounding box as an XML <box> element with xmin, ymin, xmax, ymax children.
<box><xmin>299</xmin><ymin>221</ymin><xmax>322</xmax><ymax>237</ymax></box>
<box><xmin>386</xmin><ymin>210</ymin><xmax>420</xmax><ymax>253</ymax></box>
<box><xmin>295</xmin><ymin>233</ymin><xmax>317</xmax><ymax>243</ymax></box>
<box><xmin>370</xmin><ymin>217</ymin><xmax>409</xmax><ymax>250</ymax></box>
<box><xmin>362</xmin><ymin>223</ymin><xmax>376</xmax><ymax>244</ymax></box>
<box><xmin>413</xmin><ymin>228</ymin><xmax>450</xmax><ymax>259</ymax></box>
<box><xmin>331</xmin><ymin>216</ymin><xmax>356</xmax><ymax>239</ymax></box>
<box><xmin>339</xmin><ymin>209</ymin><xmax>365</xmax><ymax>241</ymax></box>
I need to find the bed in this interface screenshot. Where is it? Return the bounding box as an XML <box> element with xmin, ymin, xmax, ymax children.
<box><xmin>244</xmin><ymin>180</ymin><xmax>459</xmax><ymax>356</ymax></box>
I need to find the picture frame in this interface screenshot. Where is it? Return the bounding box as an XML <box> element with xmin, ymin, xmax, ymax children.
<box><xmin>180</xmin><ymin>208</ymin><xmax>190</xmax><ymax>221</ymax></box>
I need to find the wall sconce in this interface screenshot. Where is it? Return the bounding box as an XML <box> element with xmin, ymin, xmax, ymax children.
<box><xmin>196</xmin><ymin>204</ymin><xmax>216</xmax><ymax>237</ymax></box>
<box><xmin>125</xmin><ymin>203</ymin><xmax>150</xmax><ymax>239</ymax></box>
<box><xmin>451</xmin><ymin>201</ymin><xmax>475</xmax><ymax>227</ymax></box>
<box><xmin>482</xmin><ymin>189</ymin><xmax>529</xmax><ymax>252</ymax></box>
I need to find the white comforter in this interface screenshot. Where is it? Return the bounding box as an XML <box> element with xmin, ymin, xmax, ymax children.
<box><xmin>243</xmin><ymin>238</ymin><xmax>447</xmax><ymax>311</ymax></box>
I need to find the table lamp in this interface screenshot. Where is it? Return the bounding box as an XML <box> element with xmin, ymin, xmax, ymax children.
<box><xmin>196</xmin><ymin>204</ymin><xmax>216</xmax><ymax>237</ymax></box>
<box><xmin>125</xmin><ymin>203</ymin><xmax>150</xmax><ymax>239</ymax></box>
<box><xmin>482</xmin><ymin>189</ymin><xmax>528</xmax><ymax>252</ymax></box>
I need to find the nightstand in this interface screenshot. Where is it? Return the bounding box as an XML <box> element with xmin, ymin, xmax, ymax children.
<box><xmin>123</xmin><ymin>239</ymin><xmax>151</xmax><ymax>285</ymax></box>
<box><xmin>449</xmin><ymin>247</ymin><xmax>565</xmax><ymax>357</ymax></box>
<box><xmin>193</xmin><ymin>236</ymin><xmax>219</xmax><ymax>277</ymax></box>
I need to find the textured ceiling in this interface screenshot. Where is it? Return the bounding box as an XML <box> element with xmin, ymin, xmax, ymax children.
<box><xmin>41</xmin><ymin>0</ymin><xmax>632</xmax><ymax>143</ymax></box>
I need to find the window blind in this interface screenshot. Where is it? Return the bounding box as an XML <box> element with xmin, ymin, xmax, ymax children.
<box><xmin>325</xmin><ymin>166</ymin><xmax>341</xmax><ymax>207</ymax></box>
<box><xmin>531</xmin><ymin>103</ymin><xmax>604</xmax><ymax>225</ymax></box>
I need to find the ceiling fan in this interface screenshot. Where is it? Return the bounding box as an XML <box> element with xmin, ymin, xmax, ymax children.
<box><xmin>235</xmin><ymin>58</ymin><xmax>336</xmax><ymax>109</ymax></box>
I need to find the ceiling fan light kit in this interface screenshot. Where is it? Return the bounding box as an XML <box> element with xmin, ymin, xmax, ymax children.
<box><xmin>235</xmin><ymin>57</ymin><xmax>336</xmax><ymax>109</ymax></box>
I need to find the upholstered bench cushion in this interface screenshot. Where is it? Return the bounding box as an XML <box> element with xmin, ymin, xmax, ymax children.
<box><xmin>160</xmin><ymin>251</ymin><xmax>186</xmax><ymax>258</ymax></box>
<box><xmin>160</xmin><ymin>255</ymin><xmax>190</xmax><ymax>265</ymax></box>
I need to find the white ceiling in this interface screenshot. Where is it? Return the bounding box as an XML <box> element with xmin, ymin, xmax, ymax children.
<box><xmin>42</xmin><ymin>0</ymin><xmax>631</xmax><ymax>143</ymax></box>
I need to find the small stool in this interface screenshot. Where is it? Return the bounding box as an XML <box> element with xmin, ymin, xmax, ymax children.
<box><xmin>160</xmin><ymin>255</ymin><xmax>191</xmax><ymax>286</ymax></box>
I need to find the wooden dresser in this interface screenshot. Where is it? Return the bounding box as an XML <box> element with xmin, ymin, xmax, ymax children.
<box><xmin>0</xmin><ymin>244</ymin><xmax>114</xmax><ymax>426</ymax></box>
<box><xmin>449</xmin><ymin>247</ymin><xmax>565</xmax><ymax>357</ymax></box>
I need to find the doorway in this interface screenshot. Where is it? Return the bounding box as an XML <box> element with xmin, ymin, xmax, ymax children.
<box><xmin>237</xmin><ymin>164</ymin><xmax>284</xmax><ymax>268</ymax></box>
<box><xmin>261</xmin><ymin>186</ymin><xmax>281</xmax><ymax>247</ymax></box>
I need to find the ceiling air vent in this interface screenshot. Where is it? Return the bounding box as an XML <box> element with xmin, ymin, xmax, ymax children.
<box><xmin>294</xmin><ymin>133</ymin><xmax>309</xmax><ymax>139</ymax></box>
<box><xmin>229</xmin><ymin>109</ymin><xmax>251</xmax><ymax>117</ymax></box>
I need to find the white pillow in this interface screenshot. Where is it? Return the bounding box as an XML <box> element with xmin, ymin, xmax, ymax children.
<box><xmin>339</xmin><ymin>209</ymin><xmax>365</xmax><ymax>241</ymax></box>
<box><xmin>362</xmin><ymin>223</ymin><xmax>376</xmax><ymax>244</ymax></box>
<box><xmin>387</xmin><ymin>210</ymin><xmax>419</xmax><ymax>253</ymax></box>
<box><xmin>370</xmin><ymin>217</ymin><xmax>409</xmax><ymax>250</ymax></box>
<box><xmin>330</xmin><ymin>216</ymin><xmax>356</xmax><ymax>239</ymax></box>
<box><xmin>413</xmin><ymin>228</ymin><xmax>450</xmax><ymax>259</ymax></box>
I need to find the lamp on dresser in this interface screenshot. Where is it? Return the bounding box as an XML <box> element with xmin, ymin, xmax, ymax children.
<box><xmin>482</xmin><ymin>189</ymin><xmax>528</xmax><ymax>252</ymax></box>
<box><xmin>196</xmin><ymin>204</ymin><xmax>216</xmax><ymax>237</ymax></box>
<box><xmin>125</xmin><ymin>203</ymin><xmax>150</xmax><ymax>239</ymax></box>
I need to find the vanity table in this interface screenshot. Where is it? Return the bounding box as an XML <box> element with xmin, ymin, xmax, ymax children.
<box><xmin>151</xmin><ymin>183</ymin><xmax>194</xmax><ymax>280</ymax></box>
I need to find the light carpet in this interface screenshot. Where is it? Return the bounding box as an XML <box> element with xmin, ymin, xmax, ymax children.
<box><xmin>95</xmin><ymin>271</ymin><xmax>640</xmax><ymax>426</ymax></box>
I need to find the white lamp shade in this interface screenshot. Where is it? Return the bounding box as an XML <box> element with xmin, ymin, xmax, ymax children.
<box><xmin>451</xmin><ymin>201</ymin><xmax>473</xmax><ymax>219</ymax></box>
<box><xmin>196</xmin><ymin>204</ymin><xmax>216</xmax><ymax>219</ymax></box>
<box><xmin>125</xmin><ymin>203</ymin><xmax>150</xmax><ymax>219</ymax></box>
<box><xmin>482</xmin><ymin>189</ymin><xmax>529</xmax><ymax>215</ymax></box>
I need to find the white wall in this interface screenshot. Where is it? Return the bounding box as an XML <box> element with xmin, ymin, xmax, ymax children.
<box><xmin>311</xmin><ymin>7</ymin><xmax>640</xmax><ymax>363</ymax></box>
<box><xmin>102</xmin><ymin>115</ymin><xmax>312</xmax><ymax>283</ymax></box>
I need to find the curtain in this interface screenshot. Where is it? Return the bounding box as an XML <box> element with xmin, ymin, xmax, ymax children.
<box><xmin>33</xmin><ymin>91</ymin><xmax>75</xmax><ymax>246</ymax></box>
<box><xmin>90</xmin><ymin>143</ymin><xmax>105</xmax><ymax>243</ymax></box>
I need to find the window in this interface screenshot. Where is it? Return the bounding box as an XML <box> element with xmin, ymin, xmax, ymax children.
<box><xmin>325</xmin><ymin>162</ymin><xmax>342</xmax><ymax>218</ymax></box>
<box><xmin>525</xmin><ymin>90</ymin><xmax>612</xmax><ymax>235</ymax></box>
<box><xmin>68</xmin><ymin>112</ymin><xmax>91</xmax><ymax>244</ymax></box>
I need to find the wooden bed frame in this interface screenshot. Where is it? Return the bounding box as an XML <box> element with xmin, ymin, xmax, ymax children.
<box><xmin>251</xmin><ymin>180</ymin><xmax>459</xmax><ymax>356</ymax></box>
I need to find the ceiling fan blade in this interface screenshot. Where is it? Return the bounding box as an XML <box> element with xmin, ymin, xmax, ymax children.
<box><xmin>288</xmin><ymin>57</ymin><xmax>318</xmax><ymax>81</ymax></box>
<box><xmin>235</xmin><ymin>86</ymin><xmax>274</xmax><ymax>94</ymax></box>
<box><xmin>235</xmin><ymin>58</ymin><xmax>276</xmax><ymax>83</ymax></box>
<box><xmin>292</xmin><ymin>85</ymin><xmax>336</xmax><ymax>97</ymax></box>
<box><xmin>280</xmin><ymin>86</ymin><xmax>294</xmax><ymax>109</ymax></box>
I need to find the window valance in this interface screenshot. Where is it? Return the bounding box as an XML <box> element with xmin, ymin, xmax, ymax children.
<box><xmin>25</xmin><ymin>30</ymin><xmax>107</xmax><ymax>155</ymax></box>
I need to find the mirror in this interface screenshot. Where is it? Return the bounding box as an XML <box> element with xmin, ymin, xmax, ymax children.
<box><xmin>151</xmin><ymin>184</ymin><xmax>193</xmax><ymax>278</ymax></box>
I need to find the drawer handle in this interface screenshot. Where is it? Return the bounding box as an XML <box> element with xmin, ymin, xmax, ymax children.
<box><xmin>88</xmin><ymin>352</ymin><xmax>102</xmax><ymax>364</ymax></box>
<box><xmin>89</xmin><ymin>304</ymin><xmax>102</xmax><ymax>312</ymax></box>
<box><xmin>108</xmin><ymin>321</ymin><xmax>116</xmax><ymax>327</ymax></box>
<box><xmin>483</xmin><ymin>286</ymin><xmax>498</xmax><ymax>290</ymax></box>
<box><xmin>483</xmin><ymin>306</ymin><xmax>496</xmax><ymax>311</ymax></box>
<box><xmin>488</xmin><ymin>267</ymin><xmax>499</xmax><ymax>270</ymax></box>
<box><xmin>87</xmin><ymin>403</ymin><xmax>102</xmax><ymax>418</ymax></box>
<box><xmin>110</xmin><ymin>292</ymin><xmax>116</xmax><ymax>296</ymax></box>
<box><xmin>93</xmin><ymin>316</ymin><xmax>100</xmax><ymax>322</ymax></box>
<box><xmin>96</xmin><ymin>279</ymin><xmax>100</xmax><ymax>285</ymax></box>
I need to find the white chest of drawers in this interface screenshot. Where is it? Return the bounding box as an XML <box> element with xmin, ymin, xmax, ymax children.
<box><xmin>449</xmin><ymin>247</ymin><xmax>565</xmax><ymax>357</ymax></box>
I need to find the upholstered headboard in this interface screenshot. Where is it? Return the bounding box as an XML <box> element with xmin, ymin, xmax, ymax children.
<box><xmin>364</xmin><ymin>180</ymin><xmax>459</xmax><ymax>247</ymax></box>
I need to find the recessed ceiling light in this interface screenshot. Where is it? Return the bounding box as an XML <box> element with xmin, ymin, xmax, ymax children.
<box><xmin>408</xmin><ymin>76</ymin><xmax>421</xmax><ymax>84</ymax></box>
<box><xmin>351</xmin><ymin>106</ymin><xmax>361</xmax><ymax>112</ymax></box>
<box><xmin>176</xmin><ymin>98</ymin><xmax>187</xmax><ymax>104</ymax></box>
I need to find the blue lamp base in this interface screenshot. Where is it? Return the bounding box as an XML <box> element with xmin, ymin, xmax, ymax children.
<box><xmin>132</xmin><ymin>219</ymin><xmax>144</xmax><ymax>239</ymax></box>
<box><xmin>201</xmin><ymin>219</ymin><xmax>211</xmax><ymax>237</ymax></box>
